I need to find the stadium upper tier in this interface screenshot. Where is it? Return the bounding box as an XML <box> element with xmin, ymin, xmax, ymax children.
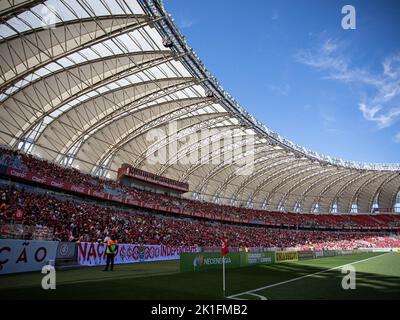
<box><xmin>0</xmin><ymin>0</ymin><xmax>399</xmax><ymax>213</ymax></box>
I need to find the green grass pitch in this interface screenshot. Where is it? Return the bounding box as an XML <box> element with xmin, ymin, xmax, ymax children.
<box><xmin>0</xmin><ymin>252</ymin><xmax>399</xmax><ymax>299</ymax></box>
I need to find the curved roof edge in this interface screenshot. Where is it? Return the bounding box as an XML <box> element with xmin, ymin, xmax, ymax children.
<box><xmin>139</xmin><ymin>0</ymin><xmax>400</xmax><ymax>172</ymax></box>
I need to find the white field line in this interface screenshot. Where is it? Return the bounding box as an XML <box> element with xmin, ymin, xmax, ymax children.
<box><xmin>248</xmin><ymin>293</ymin><xmax>268</xmax><ymax>300</ymax></box>
<box><xmin>226</xmin><ymin>292</ymin><xmax>267</xmax><ymax>300</ymax></box>
<box><xmin>227</xmin><ymin>253</ymin><xmax>388</xmax><ymax>300</ymax></box>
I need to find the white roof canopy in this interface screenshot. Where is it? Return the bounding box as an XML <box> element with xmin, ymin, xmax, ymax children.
<box><xmin>0</xmin><ymin>0</ymin><xmax>399</xmax><ymax>213</ymax></box>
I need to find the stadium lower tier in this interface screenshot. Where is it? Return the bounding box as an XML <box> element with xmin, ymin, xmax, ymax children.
<box><xmin>1</xmin><ymin>184</ymin><xmax>399</xmax><ymax>250</ymax></box>
<box><xmin>1</xmin><ymin>147</ymin><xmax>400</xmax><ymax>230</ymax></box>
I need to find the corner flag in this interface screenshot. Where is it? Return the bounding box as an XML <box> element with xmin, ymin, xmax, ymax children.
<box><xmin>222</xmin><ymin>237</ymin><xmax>229</xmax><ymax>256</ymax></box>
<box><xmin>221</xmin><ymin>237</ymin><xmax>229</xmax><ymax>296</ymax></box>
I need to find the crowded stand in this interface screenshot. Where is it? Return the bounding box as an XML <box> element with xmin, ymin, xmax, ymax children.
<box><xmin>1</xmin><ymin>185</ymin><xmax>400</xmax><ymax>250</ymax></box>
<box><xmin>1</xmin><ymin>146</ymin><xmax>400</xmax><ymax>232</ymax></box>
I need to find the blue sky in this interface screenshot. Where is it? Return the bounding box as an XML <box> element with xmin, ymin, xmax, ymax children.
<box><xmin>164</xmin><ymin>0</ymin><xmax>400</xmax><ymax>164</ymax></box>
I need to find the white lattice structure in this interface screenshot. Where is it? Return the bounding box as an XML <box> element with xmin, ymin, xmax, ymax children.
<box><xmin>0</xmin><ymin>0</ymin><xmax>399</xmax><ymax>213</ymax></box>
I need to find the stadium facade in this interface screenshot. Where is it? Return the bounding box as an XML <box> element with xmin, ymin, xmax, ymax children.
<box><xmin>0</xmin><ymin>0</ymin><xmax>399</xmax><ymax>214</ymax></box>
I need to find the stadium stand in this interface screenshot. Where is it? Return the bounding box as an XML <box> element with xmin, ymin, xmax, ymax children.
<box><xmin>1</xmin><ymin>146</ymin><xmax>400</xmax><ymax>234</ymax></box>
<box><xmin>1</xmin><ymin>184</ymin><xmax>400</xmax><ymax>250</ymax></box>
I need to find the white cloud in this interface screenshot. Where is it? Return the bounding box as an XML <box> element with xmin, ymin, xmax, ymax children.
<box><xmin>267</xmin><ymin>83</ymin><xmax>290</xmax><ymax>96</ymax></box>
<box><xmin>383</xmin><ymin>54</ymin><xmax>400</xmax><ymax>79</ymax></box>
<box><xmin>295</xmin><ymin>38</ymin><xmax>348</xmax><ymax>74</ymax></box>
<box><xmin>295</xmin><ymin>38</ymin><xmax>400</xmax><ymax>137</ymax></box>
<box><xmin>271</xmin><ymin>10</ymin><xmax>279</xmax><ymax>20</ymax></box>
<box><xmin>394</xmin><ymin>132</ymin><xmax>400</xmax><ymax>143</ymax></box>
<box><xmin>321</xmin><ymin>38</ymin><xmax>339</xmax><ymax>54</ymax></box>
<box><xmin>179</xmin><ymin>18</ymin><xmax>197</xmax><ymax>29</ymax></box>
<box><xmin>320</xmin><ymin>110</ymin><xmax>339</xmax><ymax>133</ymax></box>
<box><xmin>359</xmin><ymin>104</ymin><xmax>381</xmax><ymax>121</ymax></box>
<box><xmin>359</xmin><ymin>104</ymin><xmax>400</xmax><ymax>129</ymax></box>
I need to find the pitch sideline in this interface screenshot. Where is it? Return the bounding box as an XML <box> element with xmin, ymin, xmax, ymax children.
<box><xmin>226</xmin><ymin>252</ymin><xmax>389</xmax><ymax>300</ymax></box>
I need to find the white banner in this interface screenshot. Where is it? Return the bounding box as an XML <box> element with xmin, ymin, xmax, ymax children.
<box><xmin>0</xmin><ymin>239</ymin><xmax>58</xmax><ymax>274</ymax></box>
<box><xmin>78</xmin><ymin>242</ymin><xmax>200</xmax><ymax>266</ymax></box>
<box><xmin>358</xmin><ymin>247</ymin><xmax>400</xmax><ymax>252</ymax></box>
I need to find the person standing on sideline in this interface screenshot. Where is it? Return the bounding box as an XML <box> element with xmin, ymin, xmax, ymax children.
<box><xmin>103</xmin><ymin>238</ymin><xmax>118</xmax><ymax>271</ymax></box>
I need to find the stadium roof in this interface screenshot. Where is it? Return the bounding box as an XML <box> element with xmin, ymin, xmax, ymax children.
<box><xmin>0</xmin><ymin>0</ymin><xmax>399</xmax><ymax>213</ymax></box>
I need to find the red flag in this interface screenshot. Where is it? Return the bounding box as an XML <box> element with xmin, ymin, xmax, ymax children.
<box><xmin>221</xmin><ymin>237</ymin><xmax>229</xmax><ymax>257</ymax></box>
